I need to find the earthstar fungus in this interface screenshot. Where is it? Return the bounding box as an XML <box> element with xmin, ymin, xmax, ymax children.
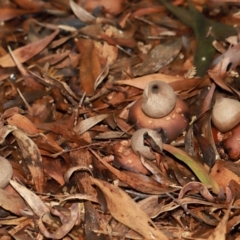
<box><xmin>212</xmin><ymin>97</ymin><xmax>240</xmax><ymax>160</ymax></box>
<box><xmin>212</xmin><ymin>97</ymin><xmax>240</xmax><ymax>133</ymax></box>
<box><xmin>129</xmin><ymin>80</ymin><xmax>189</xmax><ymax>142</ymax></box>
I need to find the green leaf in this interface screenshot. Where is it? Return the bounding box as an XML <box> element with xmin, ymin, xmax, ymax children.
<box><xmin>158</xmin><ymin>0</ymin><xmax>237</xmax><ymax>77</ymax></box>
<box><xmin>163</xmin><ymin>143</ymin><xmax>220</xmax><ymax>194</ymax></box>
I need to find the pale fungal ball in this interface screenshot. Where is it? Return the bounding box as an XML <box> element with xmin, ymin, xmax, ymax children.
<box><xmin>0</xmin><ymin>156</ymin><xmax>13</xmax><ymax>189</ymax></box>
<box><xmin>212</xmin><ymin>97</ymin><xmax>240</xmax><ymax>132</ymax></box>
<box><xmin>141</xmin><ymin>80</ymin><xmax>177</xmax><ymax>118</ymax></box>
<box><xmin>131</xmin><ymin>128</ymin><xmax>162</xmax><ymax>160</ymax></box>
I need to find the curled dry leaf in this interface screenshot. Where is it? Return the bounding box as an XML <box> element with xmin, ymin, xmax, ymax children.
<box><xmin>212</xmin><ymin>44</ymin><xmax>240</xmax><ymax>77</ymax></box>
<box><xmin>38</xmin><ymin>203</ymin><xmax>79</xmax><ymax>240</ymax></box>
<box><xmin>64</xmin><ymin>165</ymin><xmax>93</xmax><ymax>182</ymax></box>
<box><xmin>91</xmin><ymin>177</ymin><xmax>169</xmax><ymax>239</ymax></box>
<box><xmin>178</xmin><ymin>182</ymin><xmax>215</xmax><ymax>202</ymax></box>
<box><xmin>60</xmin><ymin>193</ymin><xmax>98</xmax><ymax>204</ymax></box>
<box><xmin>70</xmin><ymin>0</ymin><xmax>96</xmax><ymax>23</ymax></box>
<box><xmin>0</xmin><ymin>125</ymin><xmax>18</xmax><ymax>145</ymax></box>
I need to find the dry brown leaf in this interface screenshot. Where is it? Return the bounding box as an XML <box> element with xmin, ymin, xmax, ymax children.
<box><xmin>60</xmin><ymin>193</ymin><xmax>99</xmax><ymax>204</ymax></box>
<box><xmin>36</xmin><ymin>50</ymin><xmax>71</xmax><ymax>65</ymax></box>
<box><xmin>6</xmin><ymin>113</ymin><xmax>39</xmax><ymax>135</ymax></box>
<box><xmin>0</xmin><ymin>29</ymin><xmax>59</xmax><ymax>67</ymax></box>
<box><xmin>116</xmin><ymin>74</ymin><xmax>210</xmax><ymax>92</ymax></box>
<box><xmin>91</xmin><ymin>150</ymin><xmax>176</xmax><ymax>194</ymax></box>
<box><xmin>10</xmin><ymin>180</ymin><xmax>49</xmax><ymax>217</ymax></box>
<box><xmin>212</xmin><ymin>44</ymin><xmax>240</xmax><ymax>77</ymax></box>
<box><xmin>0</xmin><ymin>188</ymin><xmax>27</xmax><ymax>216</ymax></box>
<box><xmin>210</xmin><ymin>160</ymin><xmax>240</xmax><ymax>190</ymax></box>
<box><xmin>8</xmin><ymin>46</ymin><xmax>44</xmax><ymax>89</ymax></box>
<box><xmin>74</xmin><ymin>113</ymin><xmax>109</xmax><ymax>135</ymax></box>
<box><xmin>76</xmin><ymin>38</ymin><xmax>104</xmax><ymax>96</ymax></box>
<box><xmin>0</xmin><ymin>125</ymin><xmax>18</xmax><ymax>144</ymax></box>
<box><xmin>207</xmin><ymin>201</ymin><xmax>232</xmax><ymax>240</ymax></box>
<box><xmin>12</xmin><ymin>0</ymin><xmax>46</xmax><ymax>10</ymax></box>
<box><xmin>70</xmin><ymin>0</ymin><xmax>96</xmax><ymax>23</ymax></box>
<box><xmin>134</xmin><ymin>39</ymin><xmax>182</xmax><ymax>76</ymax></box>
<box><xmin>84</xmin><ymin>0</ymin><xmax>126</xmax><ymax>16</ymax></box>
<box><xmin>91</xmin><ymin>177</ymin><xmax>169</xmax><ymax>239</ymax></box>
<box><xmin>178</xmin><ymin>182</ymin><xmax>215</xmax><ymax>202</ymax></box>
<box><xmin>42</xmin><ymin>157</ymin><xmax>65</xmax><ymax>186</ymax></box>
<box><xmin>0</xmin><ymin>8</ymin><xmax>37</xmax><ymax>21</ymax></box>
<box><xmin>208</xmin><ymin>70</ymin><xmax>240</xmax><ymax>97</ymax></box>
<box><xmin>102</xmin><ymin>41</ymin><xmax>118</xmax><ymax>65</ymax></box>
<box><xmin>12</xmin><ymin>129</ymin><xmax>44</xmax><ymax>193</ymax></box>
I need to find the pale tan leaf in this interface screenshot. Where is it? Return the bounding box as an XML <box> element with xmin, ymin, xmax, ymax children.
<box><xmin>91</xmin><ymin>178</ymin><xmax>169</xmax><ymax>239</ymax></box>
<box><xmin>0</xmin><ymin>125</ymin><xmax>18</xmax><ymax>144</ymax></box>
<box><xmin>74</xmin><ymin>113</ymin><xmax>109</xmax><ymax>135</ymax></box>
<box><xmin>207</xmin><ymin>201</ymin><xmax>232</xmax><ymax>240</ymax></box>
<box><xmin>12</xmin><ymin>129</ymin><xmax>44</xmax><ymax>193</ymax></box>
<box><xmin>69</xmin><ymin>0</ymin><xmax>95</xmax><ymax>23</ymax></box>
<box><xmin>10</xmin><ymin>180</ymin><xmax>49</xmax><ymax>217</ymax></box>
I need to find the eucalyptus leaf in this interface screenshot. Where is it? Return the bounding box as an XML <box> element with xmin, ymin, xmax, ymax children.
<box><xmin>163</xmin><ymin>144</ymin><xmax>220</xmax><ymax>194</ymax></box>
<box><xmin>158</xmin><ymin>0</ymin><xmax>237</xmax><ymax>77</ymax></box>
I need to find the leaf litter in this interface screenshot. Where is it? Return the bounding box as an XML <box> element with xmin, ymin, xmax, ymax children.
<box><xmin>0</xmin><ymin>0</ymin><xmax>240</xmax><ymax>239</ymax></box>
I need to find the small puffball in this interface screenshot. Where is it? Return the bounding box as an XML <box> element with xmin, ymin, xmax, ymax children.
<box><xmin>141</xmin><ymin>80</ymin><xmax>176</xmax><ymax>118</ymax></box>
<box><xmin>131</xmin><ymin>128</ymin><xmax>162</xmax><ymax>160</ymax></box>
<box><xmin>0</xmin><ymin>156</ymin><xmax>13</xmax><ymax>189</ymax></box>
<box><xmin>212</xmin><ymin>98</ymin><xmax>240</xmax><ymax>132</ymax></box>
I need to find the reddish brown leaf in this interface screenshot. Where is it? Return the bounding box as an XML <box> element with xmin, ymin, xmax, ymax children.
<box><xmin>0</xmin><ymin>8</ymin><xmax>37</xmax><ymax>22</ymax></box>
<box><xmin>75</xmin><ymin>38</ymin><xmax>104</xmax><ymax>96</ymax></box>
<box><xmin>12</xmin><ymin>129</ymin><xmax>44</xmax><ymax>193</ymax></box>
<box><xmin>0</xmin><ymin>29</ymin><xmax>59</xmax><ymax>67</ymax></box>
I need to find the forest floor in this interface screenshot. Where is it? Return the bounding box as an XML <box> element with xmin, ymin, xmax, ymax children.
<box><xmin>0</xmin><ymin>0</ymin><xmax>240</xmax><ymax>239</ymax></box>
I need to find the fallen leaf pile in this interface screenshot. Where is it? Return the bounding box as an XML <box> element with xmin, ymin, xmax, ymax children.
<box><xmin>1</xmin><ymin>0</ymin><xmax>240</xmax><ymax>239</ymax></box>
